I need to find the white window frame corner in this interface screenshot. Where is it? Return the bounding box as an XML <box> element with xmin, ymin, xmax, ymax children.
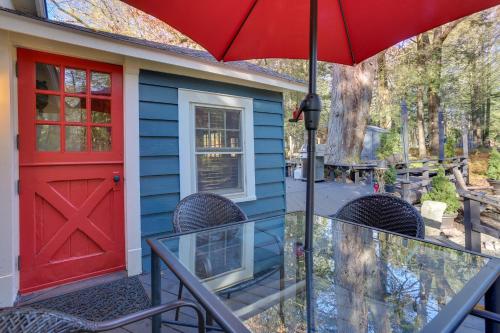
<box><xmin>178</xmin><ymin>221</ymin><xmax>255</xmax><ymax>291</ymax></box>
<box><xmin>178</xmin><ymin>89</ymin><xmax>256</xmax><ymax>203</ymax></box>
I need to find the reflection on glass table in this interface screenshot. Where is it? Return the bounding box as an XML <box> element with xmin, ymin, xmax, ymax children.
<box><xmin>150</xmin><ymin>212</ymin><xmax>500</xmax><ymax>333</ymax></box>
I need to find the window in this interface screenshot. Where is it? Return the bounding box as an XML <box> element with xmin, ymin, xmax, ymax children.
<box><xmin>34</xmin><ymin>62</ymin><xmax>113</xmax><ymax>153</ymax></box>
<box><xmin>178</xmin><ymin>222</ymin><xmax>255</xmax><ymax>291</ymax></box>
<box><xmin>179</xmin><ymin>90</ymin><xmax>256</xmax><ymax>202</ymax></box>
<box><xmin>195</xmin><ymin>106</ymin><xmax>243</xmax><ymax>194</ymax></box>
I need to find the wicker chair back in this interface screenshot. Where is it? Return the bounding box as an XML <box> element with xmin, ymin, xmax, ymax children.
<box><xmin>173</xmin><ymin>192</ymin><xmax>247</xmax><ymax>233</ymax></box>
<box><xmin>334</xmin><ymin>194</ymin><xmax>425</xmax><ymax>239</ymax></box>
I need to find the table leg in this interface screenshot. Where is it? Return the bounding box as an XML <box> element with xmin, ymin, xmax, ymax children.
<box><xmin>151</xmin><ymin>251</ymin><xmax>162</xmax><ymax>333</ymax></box>
<box><xmin>486</xmin><ymin>278</ymin><xmax>500</xmax><ymax>333</ymax></box>
<box><xmin>354</xmin><ymin>170</ymin><xmax>360</xmax><ymax>184</ymax></box>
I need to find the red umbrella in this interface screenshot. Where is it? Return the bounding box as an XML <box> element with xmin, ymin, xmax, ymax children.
<box><xmin>122</xmin><ymin>0</ymin><xmax>498</xmax><ymax>252</ymax></box>
<box><xmin>122</xmin><ymin>1</ymin><xmax>498</xmax><ymax>64</ymax></box>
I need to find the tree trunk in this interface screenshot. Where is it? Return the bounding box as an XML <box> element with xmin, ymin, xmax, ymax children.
<box><xmin>428</xmin><ymin>88</ymin><xmax>440</xmax><ymax>155</ymax></box>
<box><xmin>471</xmin><ymin>67</ymin><xmax>482</xmax><ymax>145</ymax></box>
<box><xmin>416</xmin><ymin>86</ymin><xmax>427</xmax><ymax>157</ymax></box>
<box><xmin>333</xmin><ymin>224</ymin><xmax>390</xmax><ymax>332</ymax></box>
<box><xmin>416</xmin><ymin>33</ymin><xmax>428</xmax><ymax>157</ymax></box>
<box><xmin>376</xmin><ymin>51</ymin><xmax>391</xmax><ymax>128</ymax></box>
<box><xmin>485</xmin><ymin>97</ymin><xmax>491</xmax><ymax>146</ymax></box>
<box><xmin>325</xmin><ymin>58</ymin><xmax>377</xmax><ymax>164</ymax></box>
<box><xmin>427</xmin><ymin>22</ymin><xmax>461</xmax><ymax>155</ymax></box>
<box><xmin>333</xmin><ymin>226</ymin><xmax>370</xmax><ymax>331</ymax></box>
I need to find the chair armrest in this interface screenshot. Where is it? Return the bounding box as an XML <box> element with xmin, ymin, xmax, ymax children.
<box><xmin>89</xmin><ymin>300</ymin><xmax>205</xmax><ymax>332</ymax></box>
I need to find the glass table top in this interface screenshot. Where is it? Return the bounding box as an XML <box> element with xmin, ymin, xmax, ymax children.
<box><xmin>158</xmin><ymin>212</ymin><xmax>490</xmax><ymax>333</ymax></box>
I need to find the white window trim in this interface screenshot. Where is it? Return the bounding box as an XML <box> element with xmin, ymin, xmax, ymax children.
<box><xmin>178</xmin><ymin>89</ymin><xmax>256</xmax><ymax>203</ymax></box>
<box><xmin>178</xmin><ymin>222</ymin><xmax>255</xmax><ymax>291</ymax></box>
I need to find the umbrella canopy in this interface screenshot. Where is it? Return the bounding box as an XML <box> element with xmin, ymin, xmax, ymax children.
<box><xmin>122</xmin><ymin>0</ymin><xmax>498</xmax><ymax>64</ymax></box>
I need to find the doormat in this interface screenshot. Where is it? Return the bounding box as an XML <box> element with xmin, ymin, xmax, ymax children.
<box><xmin>28</xmin><ymin>276</ymin><xmax>150</xmax><ymax>321</ymax></box>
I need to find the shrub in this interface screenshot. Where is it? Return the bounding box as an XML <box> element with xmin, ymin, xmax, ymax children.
<box><xmin>377</xmin><ymin>129</ymin><xmax>402</xmax><ymax>160</ymax></box>
<box><xmin>422</xmin><ymin>167</ymin><xmax>460</xmax><ymax>214</ymax></box>
<box><xmin>383</xmin><ymin>166</ymin><xmax>397</xmax><ymax>185</ymax></box>
<box><xmin>445</xmin><ymin>135</ymin><xmax>457</xmax><ymax>158</ymax></box>
<box><xmin>487</xmin><ymin>148</ymin><xmax>500</xmax><ymax>180</ymax></box>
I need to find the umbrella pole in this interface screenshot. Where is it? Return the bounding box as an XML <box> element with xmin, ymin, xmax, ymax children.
<box><xmin>303</xmin><ymin>0</ymin><xmax>321</xmax><ymax>252</ymax></box>
<box><xmin>303</xmin><ymin>1</ymin><xmax>321</xmax><ymax>331</ymax></box>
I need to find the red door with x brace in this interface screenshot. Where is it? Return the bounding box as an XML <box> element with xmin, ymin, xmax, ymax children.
<box><xmin>18</xmin><ymin>49</ymin><xmax>125</xmax><ymax>293</ymax></box>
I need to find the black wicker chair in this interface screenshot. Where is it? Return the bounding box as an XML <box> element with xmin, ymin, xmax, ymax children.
<box><xmin>172</xmin><ymin>192</ymin><xmax>248</xmax><ymax>320</ymax></box>
<box><xmin>333</xmin><ymin>194</ymin><xmax>425</xmax><ymax>239</ymax></box>
<box><xmin>0</xmin><ymin>301</ymin><xmax>205</xmax><ymax>333</ymax></box>
<box><xmin>173</xmin><ymin>192</ymin><xmax>248</xmax><ymax>233</ymax></box>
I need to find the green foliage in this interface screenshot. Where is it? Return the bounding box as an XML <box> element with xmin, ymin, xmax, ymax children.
<box><xmin>409</xmin><ymin>162</ymin><xmax>424</xmax><ymax>168</ymax></box>
<box><xmin>445</xmin><ymin>135</ymin><xmax>457</xmax><ymax>158</ymax></box>
<box><xmin>383</xmin><ymin>166</ymin><xmax>397</xmax><ymax>185</ymax></box>
<box><xmin>377</xmin><ymin>130</ymin><xmax>402</xmax><ymax>160</ymax></box>
<box><xmin>333</xmin><ymin>167</ymin><xmax>343</xmax><ymax>179</ymax></box>
<box><xmin>422</xmin><ymin>167</ymin><xmax>460</xmax><ymax>214</ymax></box>
<box><xmin>487</xmin><ymin>148</ymin><xmax>500</xmax><ymax>180</ymax></box>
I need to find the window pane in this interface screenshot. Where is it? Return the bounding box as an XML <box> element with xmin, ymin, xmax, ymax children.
<box><xmin>36</xmin><ymin>63</ymin><xmax>60</xmax><ymax>91</ymax></box>
<box><xmin>36</xmin><ymin>94</ymin><xmax>60</xmax><ymax>121</ymax></box>
<box><xmin>197</xmin><ymin>154</ymin><xmax>242</xmax><ymax>193</ymax></box>
<box><xmin>195</xmin><ymin>106</ymin><xmax>241</xmax><ymax>151</ymax></box>
<box><xmin>65</xmin><ymin>97</ymin><xmax>86</xmax><ymax>122</ymax></box>
<box><xmin>226</xmin><ymin>130</ymin><xmax>241</xmax><ymax>149</ymax></box>
<box><xmin>226</xmin><ymin>111</ymin><xmax>240</xmax><ymax>129</ymax></box>
<box><xmin>209</xmin><ymin>111</ymin><xmax>224</xmax><ymax>129</ymax></box>
<box><xmin>210</xmin><ymin>130</ymin><xmax>225</xmax><ymax>148</ymax></box>
<box><xmin>195</xmin><ymin>227</ymin><xmax>243</xmax><ymax>279</ymax></box>
<box><xmin>91</xmin><ymin>72</ymin><xmax>111</xmax><ymax>96</ymax></box>
<box><xmin>91</xmin><ymin>99</ymin><xmax>111</xmax><ymax>123</ymax></box>
<box><xmin>65</xmin><ymin>126</ymin><xmax>87</xmax><ymax>152</ymax></box>
<box><xmin>196</xmin><ymin>129</ymin><xmax>209</xmax><ymax>148</ymax></box>
<box><xmin>91</xmin><ymin>127</ymin><xmax>111</xmax><ymax>151</ymax></box>
<box><xmin>64</xmin><ymin>68</ymin><xmax>86</xmax><ymax>94</ymax></box>
<box><xmin>36</xmin><ymin>125</ymin><xmax>60</xmax><ymax>151</ymax></box>
<box><xmin>195</xmin><ymin>108</ymin><xmax>209</xmax><ymax>128</ymax></box>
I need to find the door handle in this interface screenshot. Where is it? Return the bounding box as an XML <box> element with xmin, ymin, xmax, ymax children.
<box><xmin>113</xmin><ymin>175</ymin><xmax>121</xmax><ymax>183</ymax></box>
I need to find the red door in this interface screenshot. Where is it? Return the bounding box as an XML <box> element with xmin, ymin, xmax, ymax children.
<box><xmin>18</xmin><ymin>49</ymin><xmax>125</xmax><ymax>293</ymax></box>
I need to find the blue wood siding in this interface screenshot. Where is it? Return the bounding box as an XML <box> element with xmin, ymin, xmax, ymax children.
<box><xmin>139</xmin><ymin>70</ymin><xmax>286</xmax><ymax>270</ymax></box>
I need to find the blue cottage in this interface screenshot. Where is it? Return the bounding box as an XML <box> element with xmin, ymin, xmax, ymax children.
<box><xmin>138</xmin><ymin>70</ymin><xmax>299</xmax><ymax>270</ymax></box>
<box><xmin>0</xmin><ymin>6</ymin><xmax>306</xmax><ymax>305</ymax></box>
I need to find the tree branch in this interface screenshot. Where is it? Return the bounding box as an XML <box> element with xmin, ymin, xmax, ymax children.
<box><xmin>48</xmin><ymin>0</ymin><xmax>93</xmax><ymax>29</ymax></box>
<box><xmin>438</xmin><ymin>19</ymin><xmax>463</xmax><ymax>43</ymax></box>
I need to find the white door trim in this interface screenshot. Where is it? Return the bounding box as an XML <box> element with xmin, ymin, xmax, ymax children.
<box><xmin>0</xmin><ymin>31</ymin><xmax>19</xmax><ymax>307</ymax></box>
<box><xmin>123</xmin><ymin>57</ymin><xmax>142</xmax><ymax>276</ymax></box>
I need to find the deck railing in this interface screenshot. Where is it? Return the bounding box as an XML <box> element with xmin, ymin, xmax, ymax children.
<box><xmin>461</xmin><ymin>190</ymin><xmax>500</xmax><ymax>253</ymax></box>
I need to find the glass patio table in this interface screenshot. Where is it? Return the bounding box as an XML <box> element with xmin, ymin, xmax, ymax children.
<box><xmin>148</xmin><ymin>212</ymin><xmax>500</xmax><ymax>333</ymax></box>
